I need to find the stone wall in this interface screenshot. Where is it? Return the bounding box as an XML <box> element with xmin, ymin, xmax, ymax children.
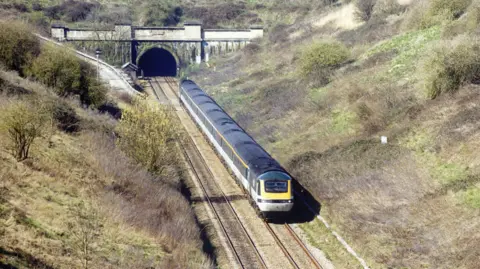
<box><xmin>50</xmin><ymin>23</ymin><xmax>263</xmax><ymax>65</ymax></box>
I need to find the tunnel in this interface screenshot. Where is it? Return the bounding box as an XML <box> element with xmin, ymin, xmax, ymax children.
<box><xmin>138</xmin><ymin>48</ymin><xmax>177</xmax><ymax>77</ymax></box>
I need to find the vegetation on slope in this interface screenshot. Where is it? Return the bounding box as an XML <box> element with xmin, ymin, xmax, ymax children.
<box><xmin>191</xmin><ymin>0</ymin><xmax>480</xmax><ymax>268</ymax></box>
<box><xmin>0</xmin><ymin>21</ymin><xmax>211</xmax><ymax>268</ymax></box>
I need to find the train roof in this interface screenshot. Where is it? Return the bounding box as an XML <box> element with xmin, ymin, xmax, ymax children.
<box><xmin>180</xmin><ymin>80</ymin><xmax>287</xmax><ymax>176</ymax></box>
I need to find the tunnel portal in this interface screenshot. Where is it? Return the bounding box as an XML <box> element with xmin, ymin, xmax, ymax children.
<box><xmin>138</xmin><ymin>48</ymin><xmax>177</xmax><ymax>77</ymax></box>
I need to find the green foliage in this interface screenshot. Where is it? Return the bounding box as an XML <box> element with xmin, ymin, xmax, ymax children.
<box><xmin>298</xmin><ymin>41</ymin><xmax>350</xmax><ymax>84</ymax></box>
<box><xmin>77</xmin><ymin>61</ymin><xmax>107</xmax><ymax>107</ymax></box>
<box><xmin>28</xmin><ymin>45</ymin><xmax>107</xmax><ymax>107</ymax></box>
<box><xmin>405</xmin><ymin>0</ymin><xmax>472</xmax><ymax>30</ymax></box>
<box><xmin>0</xmin><ymin>21</ymin><xmax>40</xmax><ymax>76</ymax></box>
<box><xmin>117</xmin><ymin>100</ymin><xmax>178</xmax><ymax>176</ymax></box>
<box><xmin>423</xmin><ymin>37</ymin><xmax>480</xmax><ymax>99</ymax></box>
<box><xmin>0</xmin><ymin>99</ymin><xmax>51</xmax><ymax>161</ymax></box>
<box><xmin>331</xmin><ymin>108</ymin><xmax>357</xmax><ymax>135</ymax></box>
<box><xmin>29</xmin><ymin>44</ymin><xmax>81</xmax><ymax>96</ymax></box>
<box><xmin>429</xmin><ymin>0</ymin><xmax>472</xmax><ymax>19</ymax></box>
<box><xmin>365</xmin><ymin>26</ymin><xmax>441</xmax><ymax>78</ymax></box>
<box><xmin>461</xmin><ymin>187</ymin><xmax>480</xmax><ymax>208</ymax></box>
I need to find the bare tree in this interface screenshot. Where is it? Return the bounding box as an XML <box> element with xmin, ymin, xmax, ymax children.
<box><xmin>69</xmin><ymin>201</ymin><xmax>103</xmax><ymax>269</ymax></box>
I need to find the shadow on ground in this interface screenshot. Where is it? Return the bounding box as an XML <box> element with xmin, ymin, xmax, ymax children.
<box><xmin>0</xmin><ymin>247</ymin><xmax>54</xmax><ymax>269</ymax></box>
<box><xmin>268</xmin><ymin>178</ymin><xmax>321</xmax><ymax>224</ymax></box>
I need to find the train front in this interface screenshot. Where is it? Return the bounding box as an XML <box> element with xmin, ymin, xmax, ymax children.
<box><xmin>256</xmin><ymin>171</ymin><xmax>294</xmax><ymax>218</ymax></box>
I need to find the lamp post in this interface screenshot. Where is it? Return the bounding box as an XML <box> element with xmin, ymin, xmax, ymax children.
<box><xmin>95</xmin><ymin>48</ymin><xmax>102</xmax><ymax>80</ymax></box>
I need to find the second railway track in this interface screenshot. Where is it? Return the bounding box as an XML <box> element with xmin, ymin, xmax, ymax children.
<box><xmin>152</xmin><ymin>76</ymin><xmax>324</xmax><ymax>269</ymax></box>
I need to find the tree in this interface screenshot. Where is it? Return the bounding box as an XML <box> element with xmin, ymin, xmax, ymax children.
<box><xmin>355</xmin><ymin>0</ymin><xmax>377</xmax><ymax>22</ymax></box>
<box><xmin>0</xmin><ymin>100</ymin><xmax>50</xmax><ymax>161</ymax></box>
<box><xmin>68</xmin><ymin>201</ymin><xmax>103</xmax><ymax>269</ymax></box>
<box><xmin>0</xmin><ymin>21</ymin><xmax>40</xmax><ymax>75</ymax></box>
<box><xmin>116</xmin><ymin>100</ymin><xmax>178</xmax><ymax>176</ymax></box>
<box><xmin>29</xmin><ymin>44</ymin><xmax>81</xmax><ymax>96</ymax></box>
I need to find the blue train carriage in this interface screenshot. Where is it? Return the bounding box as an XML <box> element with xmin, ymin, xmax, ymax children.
<box><xmin>179</xmin><ymin>80</ymin><xmax>294</xmax><ymax>217</ymax></box>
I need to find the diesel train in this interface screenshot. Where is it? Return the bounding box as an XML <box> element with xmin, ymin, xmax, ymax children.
<box><xmin>179</xmin><ymin>79</ymin><xmax>294</xmax><ymax>217</ymax></box>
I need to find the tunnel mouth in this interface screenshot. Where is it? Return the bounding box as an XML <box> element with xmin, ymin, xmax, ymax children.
<box><xmin>138</xmin><ymin>48</ymin><xmax>177</xmax><ymax>77</ymax></box>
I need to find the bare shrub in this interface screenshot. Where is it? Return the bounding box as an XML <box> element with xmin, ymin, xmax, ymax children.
<box><xmin>68</xmin><ymin>201</ymin><xmax>103</xmax><ymax>269</ymax></box>
<box><xmin>0</xmin><ymin>99</ymin><xmax>51</xmax><ymax>161</ymax></box>
<box><xmin>243</xmin><ymin>42</ymin><xmax>261</xmax><ymax>58</ymax></box>
<box><xmin>32</xmin><ymin>2</ymin><xmax>43</xmax><ymax>11</ymax></box>
<box><xmin>44</xmin><ymin>0</ymin><xmax>99</xmax><ymax>22</ymax></box>
<box><xmin>114</xmin><ymin>91</ymin><xmax>134</xmax><ymax>105</ymax></box>
<box><xmin>355</xmin><ymin>0</ymin><xmax>377</xmax><ymax>22</ymax></box>
<box><xmin>374</xmin><ymin>0</ymin><xmax>406</xmax><ymax>16</ymax></box>
<box><xmin>83</xmin><ymin>132</ymin><xmax>210</xmax><ymax>267</ymax></box>
<box><xmin>422</xmin><ymin>37</ymin><xmax>480</xmax><ymax>99</ymax></box>
<box><xmin>50</xmin><ymin>100</ymin><xmax>80</xmax><ymax>133</ymax></box>
<box><xmin>184</xmin><ymin>3</ymin><xmax>248</xmax><ymax>28</ymax></box>
<box><xmin>268</xmin><ymin>23</ymin><xmax>289</xmax><ymax>44</ymax></box>
<box><xmin>0</xmin><ymin>21</ymin><xmax>40</xmax><ymax>76</ymax></box>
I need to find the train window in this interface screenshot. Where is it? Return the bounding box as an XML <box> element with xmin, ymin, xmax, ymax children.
<box><xmin>264</xmin><ymin>180</ymin><xmax>288</xmax><ymax>193</ymax></box>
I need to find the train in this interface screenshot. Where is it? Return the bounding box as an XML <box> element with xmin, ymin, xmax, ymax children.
<box><xmin>179</xmin><ymin>79</ymin><xmax>294</xmax><ymax>218</ymax></box>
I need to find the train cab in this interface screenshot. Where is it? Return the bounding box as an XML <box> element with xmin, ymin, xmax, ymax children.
<box><xmin>256</xmin><ymin>171</ymin><xmax>294</xmax><ymax>216</ymax></box>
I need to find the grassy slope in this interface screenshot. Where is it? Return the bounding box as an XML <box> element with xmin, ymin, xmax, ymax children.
<box><xmin>191</xmin><ymin>1</ymin><xmax>480</xmax><ymax>268</ymax></box>
<box><xmin>0</xmin><ymin>70</ymin><xmax>210</xmax><ymax>268</ymax></box>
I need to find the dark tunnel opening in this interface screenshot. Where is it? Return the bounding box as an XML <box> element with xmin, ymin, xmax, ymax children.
<box><xmin>138</xmin><ymin>48</ymin><xmax>177</xmax><ymax>77</ymax></box>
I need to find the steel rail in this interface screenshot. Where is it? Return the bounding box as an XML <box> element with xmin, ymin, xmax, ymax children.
<box><xmin>170</xmin><ymin>76</ymin><xmax>325</xmax><ymax>269</ymax></box>
<box><xmin>284</xmin><ymin>224</ymin><xmax>324</xmax><ymax>269</ymax></box>
<box><xmin>152</xmin><ymin>77</ymin><xmax>267</xmax><ymax>269</ymax></box>
<box><xmin>264</xmin><ymin>222</ymin><xmax>300</xmax><ymax>269</ymax></box>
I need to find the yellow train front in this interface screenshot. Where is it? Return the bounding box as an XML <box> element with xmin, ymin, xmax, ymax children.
<box><xmin>179</xmin><ymin>79</ymin><xmax>294</xmax><ymax>218</ymax></box>
<box><xmin>254</xmin><ymin>171</ymin><xmax>294</xmax><ymax>218</ymax></box>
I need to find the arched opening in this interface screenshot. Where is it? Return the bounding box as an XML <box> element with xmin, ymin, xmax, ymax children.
<box><xmin>138</xmin><ymin>47</ymin><xmax>177</xmax><ymax>77</ymax></box>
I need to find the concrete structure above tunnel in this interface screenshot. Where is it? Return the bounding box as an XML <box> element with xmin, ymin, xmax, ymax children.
<box><xmin>51</xmin><ymin>22</ymin><xmax>264</xmax><ymax>69</ymax></box>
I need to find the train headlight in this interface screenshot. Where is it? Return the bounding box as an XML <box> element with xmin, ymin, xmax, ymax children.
<box><xmin>257</xmin><ymin>198</ymin><xmax>263</xmax><ymax>202</ymax></box>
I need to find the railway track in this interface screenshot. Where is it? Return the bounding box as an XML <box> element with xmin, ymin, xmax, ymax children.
<box><xmin>151</xmin><ymin>77</ymin><xmax>267</xmax><ymax>269</ymax></box>
<box><xmin>154</xmin><ymin>76</ymin><xmax>324</xmax><ymax>269</ymax></box>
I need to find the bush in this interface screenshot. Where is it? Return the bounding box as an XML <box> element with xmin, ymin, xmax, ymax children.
<box><xmin>0</xmin><ymin>21</ymin><xmax>40</xmax><ymax>75</ymax></box>
<box><xmin>423</xmin><ymin>37</ymin><xmax>480</xmax><ymax>99</ymax></box>
<box><xmin>117</xmin><ymin>100</ymin><xmax>179</xmax><ymax>178</ymax></box>
<box><xmin>32</xmin><ymin>2</ymin><xmax>43</xmax><ymax>11</ymax></box>
<box><xmin>28</xmin><ymin>45</ymin><xmax>107</xmax><ymax>107</ymax></box>
<box><xmin>0</xmin><ymin>99</ymin><xmax>50</xmax><ymax>161</ymax></box>
<box><xmin>298</xmin><ymin>41</ymin><xmax>350</xmax><ymax>85</ymax></box>
<box><xmin>43</xmin><ymin>0</ymin><xmax>98</xmax><ymax>22</ymax></box>
<box><xmin>50</xmin><ymin>100</ymin><xmax>80</xmax><ymax>133</ymax></box>
<box><xmin>184</xmin><ymin>3</ymin><xmax>247</xmax><ymax>28</ymax></box>
<box><xmin>268</xmin><ymin>23</ymin><xmax>289</xmax><ymax>43</ymax></box>
<box><xmin>29</xmin><ymin>44</ymin><xmax>81</xmax><ymax>96</ymax></box>
<box><xmin>355</xmin><ymin>0</ymin><xmax>377</xmax><ymax>22</ymax></box>
<box><xmin>77</xmin><ymin>61</ymin><xmax>107</xmax><ymax>107</ymax></box>
<box><xmin>143</xmin><ymin>1</ymin><xmax>183</xmax><ymax>26</ymax></box>
<box><xmin>374</xmin><ymin>0</ymin><xmax>406</xmax><ymax>16</ymax></box>
<box><xmin>404</xmin><ymin>0</ymin><xmax>472</xmax><ymax>30</ymax></box>
<box><xmin>243</xmin><ymin>42</ymin><xmax>261</xmax><ymax>57</ymax></box>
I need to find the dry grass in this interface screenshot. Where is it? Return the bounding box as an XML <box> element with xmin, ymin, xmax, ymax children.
<box><xmin>190</xmin><ymin>1</ymin><xmax>480</xmax><ymax>268</ymax></box>
<box><xmin>0</xmin><ymin>65</ymin><xmax>211</xmax><ymax>268</ymax></box>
